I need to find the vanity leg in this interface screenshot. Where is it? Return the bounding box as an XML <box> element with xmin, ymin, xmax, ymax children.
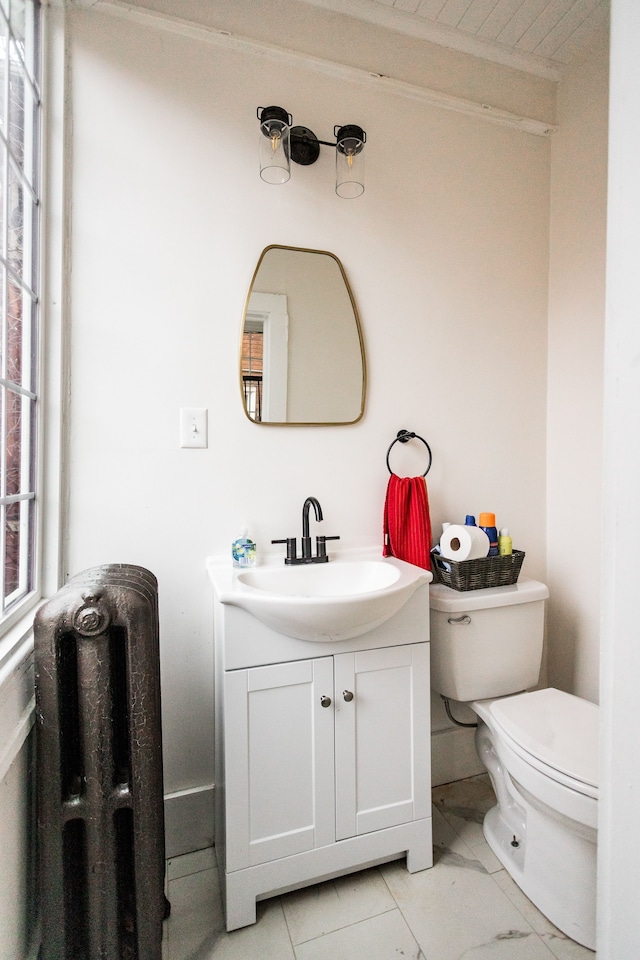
<box><xmin>405</xmin><ymin>821</ymin><xmax>434</xmax><ymax>873</ymax></box>
<box><xmin>224</xmin><ymin>875</ymin><xmax>258</xmax><ymax>931</ymax></box>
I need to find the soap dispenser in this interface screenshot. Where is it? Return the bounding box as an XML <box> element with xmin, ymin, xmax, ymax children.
<box><xmin>232</xmin><ymin>525</ymin><xmax>256</xmax><ymax>568</ymax></box>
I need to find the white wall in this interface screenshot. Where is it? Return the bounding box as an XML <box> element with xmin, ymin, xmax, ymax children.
<box><xmin>546</xmin><ymin>29</ymin><xmax>609</xmax><ymax>704</ymax></box>
<box><xmin>0</xmin><ymin>642</ymin><xmax>37</xmax><ymax>960</ymax></box>
<box><xmin>65</xmin><ymin>7</ymin><xmax>550</xmax><ymax>824</ymax></box>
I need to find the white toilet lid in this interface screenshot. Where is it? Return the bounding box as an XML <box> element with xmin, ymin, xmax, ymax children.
<box><xmin>490</xmin><ymin>688</ymin><xmax>598</xmax><ymax>789</ymax></box>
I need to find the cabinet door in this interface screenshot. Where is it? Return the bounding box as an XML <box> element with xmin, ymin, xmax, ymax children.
<box><xmin>224</xmin><ymin>657</ymin><xmax>335</xmax><ymax>871</ymax></box>
<box><xmin>334</xmin><ymin>643</ymin><xmax>431</xmax><ymax>841</ymax></box>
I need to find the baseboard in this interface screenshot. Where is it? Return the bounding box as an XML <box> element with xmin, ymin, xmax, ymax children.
<box><xmin>431</xmin><ymin>725</ymin><xmax>486</xmax><ymax>786</ymax></box>
<box><xmin>164</xmin><ymin>784</ymin><xmax>215</xmax><ymax>859</ymax></box>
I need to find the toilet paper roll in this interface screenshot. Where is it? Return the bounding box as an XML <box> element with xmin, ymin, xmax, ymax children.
<box><xmin>440</xmin><ymin>524</ymin><xmax>490</xmax><ymax>562</ymax></box>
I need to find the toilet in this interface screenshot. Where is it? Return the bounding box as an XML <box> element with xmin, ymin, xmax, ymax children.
<box><xmin>429</xmin><ymin>578</ymin><xmax>598</xmax><ymax>950</ymax></box>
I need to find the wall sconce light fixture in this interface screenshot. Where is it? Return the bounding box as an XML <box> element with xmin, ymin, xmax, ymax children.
<box><xmin>258</xmin><ymin>105</ymin><xmax>366</xmax><ymax>199</ymax></box>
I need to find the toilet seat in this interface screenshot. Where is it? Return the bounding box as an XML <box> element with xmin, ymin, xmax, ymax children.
<box><xmin>489</xmin><ymin>688</ymin><xmax>598</xmax><ymax>799</ymax></box>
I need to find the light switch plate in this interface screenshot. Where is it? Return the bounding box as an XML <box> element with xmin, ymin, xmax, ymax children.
<box><xmin>180</xmin><ymin>408</ymin><xmax>208</xmax><ymax>448</ymax></box>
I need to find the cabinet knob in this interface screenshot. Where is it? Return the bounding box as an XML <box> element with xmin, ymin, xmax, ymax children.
<box><xmin>320</xmin><ymin>695</ymin><xmax>332</xmax><ymax>708</ymax></box>
<box><xmin>343</xmin><ymin>690</ymin><xmax>354</xmax><ymax>702</ymax></box>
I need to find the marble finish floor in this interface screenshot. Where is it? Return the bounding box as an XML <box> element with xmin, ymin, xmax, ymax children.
<box><xmin>162</xmin><ymin>775</ymin><xmax>595</xmax><ymax>960</ymax></box>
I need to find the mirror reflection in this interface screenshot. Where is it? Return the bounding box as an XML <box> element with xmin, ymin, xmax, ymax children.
<box><xmin>241</xmin><ymin>245</ymin><xmax>366</xmax><ymax>425</ymax></box>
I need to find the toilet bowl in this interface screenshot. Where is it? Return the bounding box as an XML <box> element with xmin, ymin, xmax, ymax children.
<box><xmin>474</xmin><ymin>688</ymin><xmax>597</xmax><ymax>949</ymax></box>
<box><xmin>429</xmin><ymin>580</ymin><xmax>598</xmax><ymax>950</ymax></box>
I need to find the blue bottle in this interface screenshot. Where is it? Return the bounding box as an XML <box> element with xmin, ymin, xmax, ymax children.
<box><xmin>479</xmin><ymin>513</ymin><xmax>499</xmax><ymax>556</ymax></box>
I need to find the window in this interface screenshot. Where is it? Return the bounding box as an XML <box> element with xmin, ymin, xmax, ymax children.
<box><xmin>242</xmin><ymin>292</ymin><xmax>289</xmax><ymax>423</ymax></box>
<box><xmin>242</xmin><ymin>325</ymin><xmax>264</xmax><ymax>422</ymax></box>
<box><xmin>0</xmin><ymin>0</ymin><xmax>40</xmax><ymax>624</ymax></box>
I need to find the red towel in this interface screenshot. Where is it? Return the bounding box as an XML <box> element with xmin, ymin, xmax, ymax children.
<box><xmin>383</xmin><ymin>474</ymin><xmax>432</xmax><ymax>570</ymax></box>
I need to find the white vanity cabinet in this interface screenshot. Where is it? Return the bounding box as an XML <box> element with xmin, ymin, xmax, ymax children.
<box><xmin>209</xmin><ymin>556</ymin><xmax>433</xmax><ymax>931</ymax></box>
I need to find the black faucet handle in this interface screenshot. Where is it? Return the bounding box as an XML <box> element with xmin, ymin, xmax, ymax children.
<box><xmin>272</xmin><ymin>537</ymin><xmax>298</xmax><ymax>563</ymax></box>
<box><xmin>316</xmin><ymin>534</ymin><xmax>340</xmax><ymax>559</ymax></box>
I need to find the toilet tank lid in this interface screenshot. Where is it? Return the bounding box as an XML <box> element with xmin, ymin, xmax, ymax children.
<box><xmin>429</xmin><ymin>577</ymin><xmax>549</xmax><ymax>613</ymax></box>
<box><xmin>491</xmin><ymin>688</ymin><xmax>599</xmax><ymax>788</ymax></box>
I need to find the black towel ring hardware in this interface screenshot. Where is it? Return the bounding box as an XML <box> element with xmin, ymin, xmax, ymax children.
<box><xmin>386</xmin><ymin>429</ymin><xmax>432</xmax><ymax>477</ymax></box>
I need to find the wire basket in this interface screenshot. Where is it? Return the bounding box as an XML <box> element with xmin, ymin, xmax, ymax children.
<box><xmin>431</xmin><ymin>549</ymin><xmax>525</xmax><ymax>591</ymax></box>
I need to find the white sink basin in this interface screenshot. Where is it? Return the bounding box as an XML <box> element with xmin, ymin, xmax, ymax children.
<box><xmin>212</xmin><ymin>553</ymin><xmax>431</xmax><ymax>642</ymax></box>
<box><xmin>236</xmin><ymin>560</ymin><xmax>400</xmax><ymax>597</ymax></box>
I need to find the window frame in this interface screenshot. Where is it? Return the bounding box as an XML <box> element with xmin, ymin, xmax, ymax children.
<box><xmin>1</xmin><ymin>0</ymin><xmax>65</xmax><ymax>656</ymax></box>
<box><xmin>0</xmin><ymin>0</ymin><xmax>42</xmax><ymax>630</ymax></box>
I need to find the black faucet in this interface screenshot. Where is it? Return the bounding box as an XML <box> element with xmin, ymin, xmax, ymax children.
<box><xmin>272</xmin><ymin>496</ymin><xmax>340</xmax><ymax>564</ymax></box>
<box><xmin>301</xmin><ymin>496</ymin><xmax>322</xmax><ymax>559</ymax></box>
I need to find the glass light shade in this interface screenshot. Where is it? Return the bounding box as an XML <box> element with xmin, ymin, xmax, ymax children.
<box><xmin>335</xmin><ymin>126</ymin><xmax>365</xmax><ymax>199</ymax></box>
<box><xmin>259</xmin><ymin>117</ymin><xmax>291</xmax><ymax>185</ymax></box>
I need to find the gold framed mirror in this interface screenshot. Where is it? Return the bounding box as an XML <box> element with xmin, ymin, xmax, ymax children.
<box><xmin>240</xmin><ymin>245</ymin><xmax>366</xmax><ymax>425</ymax></box>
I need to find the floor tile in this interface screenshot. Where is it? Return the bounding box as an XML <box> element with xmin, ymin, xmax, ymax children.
<box><xmin>381</xmin><ymin>856</ymin><xmax>557</xmax><ymax>960</ymax></box>
<box><xmin>470</xmin><ymin>836</ymin><xmax>504</xmax><ymax>874</ymax></box>
<box><xmin>293</xmin><ymin>908</ymin><xmax>423</xmax><ymax>960</ymax></box>
<box><xmin>433</xmin><ymin>773</ymin><xmax>497</xmax><ymax>850</ymax></box>
<box><xmin>164</xmin><ymin>868</ymin><xmax>219</xmax><ymax>959</ymax></box>
<box><xmin>281</xmin><ymin>866</ymin><xmax>396</xmax><ymax>945</ymax></box>
<box><xmin>165</xmin><ymin>866</ymin><xmax>295</xmax><ymax>960</ymax></box>
<box><xmin>431</xmin><ymin>802</ymin><xmax>489</xmax><ymax>867</ymax></box>
<box><xmin>539</xmin><ymin>933</ymin><xmax>596</xmax><ymax>960</ymax></box>
<box><xmin>492</xmin><ymin>870</ymin><xmax>595</xmax><ymax>959</ymax></box>
<box><xmin>198</xmin><ymin>899</ymin><xmax>296</xmax><ymax>960</ymax></box>
<box><xmin>167</xmin><ymin>847</ymin><xmax>217</xmax><ymax>882</ymax></box>
<box><xmin>438</xmin><ymin>935</ymin><xmax>558</xmax><ymax>959</ymax></box>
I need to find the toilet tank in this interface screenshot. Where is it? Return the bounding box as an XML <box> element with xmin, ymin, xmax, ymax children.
<box><xmin>429</xmin><ymin>578</ymin><xmax>549</xmax><ymax>701</ymax></box>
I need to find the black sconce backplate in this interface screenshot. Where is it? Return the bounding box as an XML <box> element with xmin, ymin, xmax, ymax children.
<box><xmin>290</xmin><ymin>126</ymin><xmax>321</xmax><ymax>165</ymax></box>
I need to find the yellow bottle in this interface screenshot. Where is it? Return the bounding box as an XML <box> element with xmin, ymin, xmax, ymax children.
<box><xmin>498</xmin><ymin>528</ymin><xmax>513</xmax><ymax>556</ymax></box>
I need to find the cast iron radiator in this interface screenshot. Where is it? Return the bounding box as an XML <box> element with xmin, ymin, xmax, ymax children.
<box><xmin>34</xmin><ymin>564</ymin><xmax>169</xmax><ymax>960</ymax></box>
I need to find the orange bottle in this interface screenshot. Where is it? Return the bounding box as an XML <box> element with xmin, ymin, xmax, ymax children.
<box><xmin>479</xmin><ymin>512</ymin><xmax>499</xmax><ymax>556</ymax></box>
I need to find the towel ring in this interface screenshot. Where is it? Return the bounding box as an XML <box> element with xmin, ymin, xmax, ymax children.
<box><xmin>386</xmin><ymin>429</ymin><xmax>432</xmax><ymax>477</ymax></box>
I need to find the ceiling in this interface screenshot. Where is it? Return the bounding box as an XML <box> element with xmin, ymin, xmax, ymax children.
<box><xmin>298</xmin><ymin>0</ymin><xmax>610</xmax><ymax>76</ymax></box>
